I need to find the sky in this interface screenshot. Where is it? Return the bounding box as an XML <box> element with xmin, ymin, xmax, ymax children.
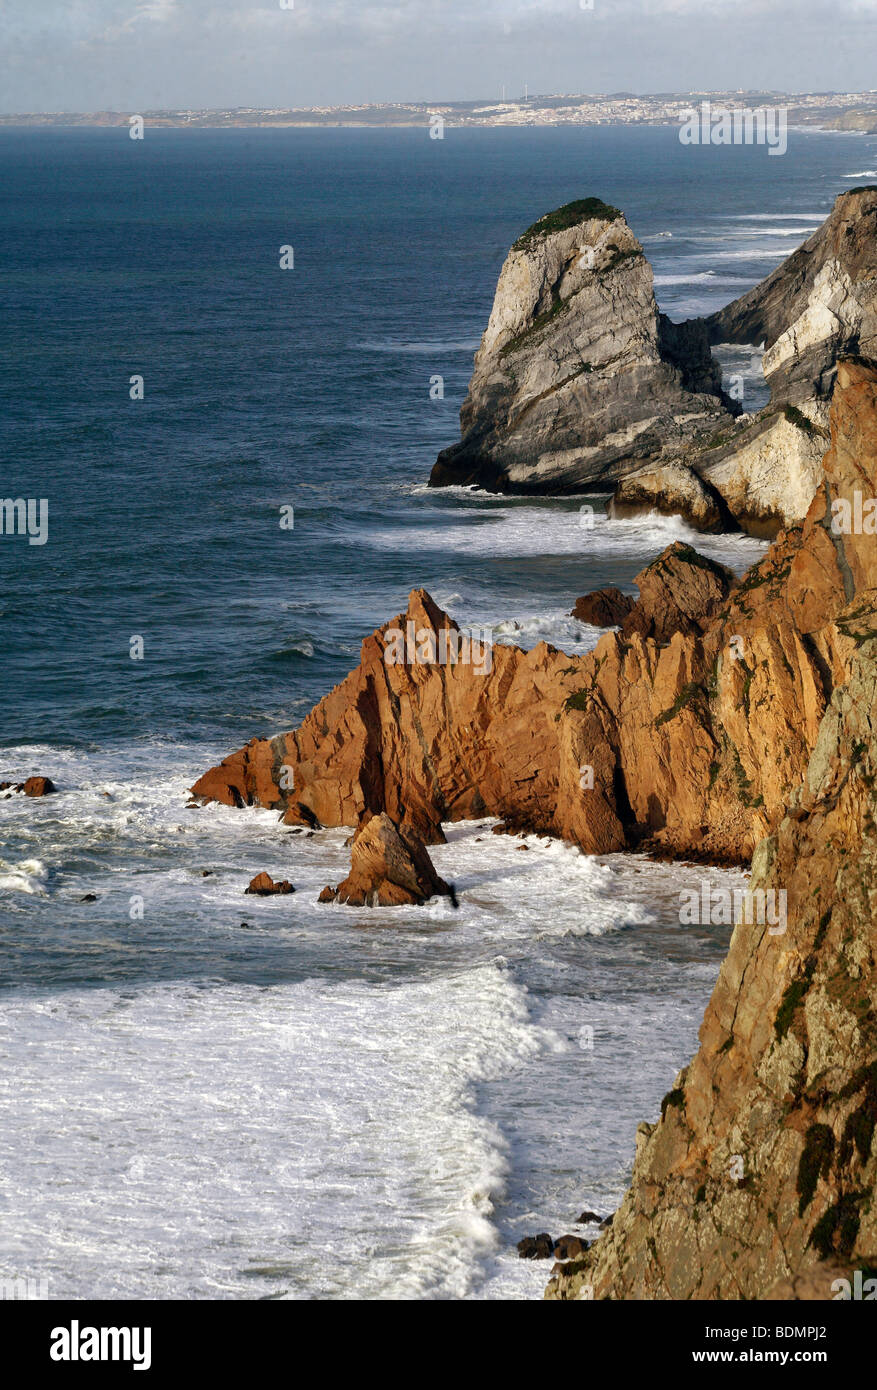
<box><xmin>1</xmin><ymin>0</ymin><xmax>876</xmax><ymax>114</ymax></box>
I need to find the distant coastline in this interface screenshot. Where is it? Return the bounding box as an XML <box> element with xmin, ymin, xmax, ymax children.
<box><xmin>2</xmin><ymin>89</ymin><xmax>877</xmax><ymax>133</ymax></box>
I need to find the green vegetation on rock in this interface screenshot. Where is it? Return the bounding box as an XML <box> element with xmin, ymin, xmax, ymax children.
<box><xmin>513</xmin><ymin>197</ymin><xmax>623</xmax><ymax>252</ymax></box>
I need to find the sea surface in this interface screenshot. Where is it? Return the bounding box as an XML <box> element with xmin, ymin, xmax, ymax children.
<box><xmin>1</xmin><ymin>124</ymin><xmax>875</xmax><ymax>1299</ymax></box>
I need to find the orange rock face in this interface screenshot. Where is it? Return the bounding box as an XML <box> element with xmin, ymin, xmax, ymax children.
<box><xmin>319</xmin><ymin>813</ymin><xmax>451</xmax><ymax>907</ymax></box>
<box><xmin>192</xmin><ymin>361</ymin><xmax>877</xmax><ymax>875</ymax></box>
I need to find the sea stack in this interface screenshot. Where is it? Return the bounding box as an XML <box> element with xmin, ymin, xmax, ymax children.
<box><xmin>432</xmin><ymin>188</ymin><xmax>877</xmax><ymax>538</ymax></box>
<box><xmin>429</xmin><ymin>197</ymin><xmax>732</xmax><ymax>495</ymax></box>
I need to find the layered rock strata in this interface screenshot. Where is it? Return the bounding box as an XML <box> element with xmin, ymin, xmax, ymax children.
<box><xmin>429</xmin><ymin>198</ymin><xmax>733</xmax><ymax>495</ymax></box>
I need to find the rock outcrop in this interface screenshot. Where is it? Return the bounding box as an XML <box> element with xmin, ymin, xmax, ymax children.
<box><xmin>193</xmin><ymin>360</ymin><xmax>877</xmax><ymax>1298</ymax></box>
<box><xmin>431</xmin><ymin>189</ymin><xmax>877</xmax><ymax>538</ymax></box>
<box><xmin>547</xmin><ymin>611</ymin><xmax>877</xmax><ymax>1299</ymax></box>
<box><xmin>318</xmin><ymin>813</ymin><xmax>451</xmax><ymax>907</ymax></box>
<box><xmin>609</xmin><ymin>459</ymin><xmax>730</xmax><ymax>533</ymax></box>
<box><xmin>429</xmin><ymin>198</ymin><xmax>733</xmax><ymax>494</ymax></box>
<box><xmin>705</xmin><ymin>189</ymin><xmax>877</xmax><ymax>407</ymax></box>
<box><xmin>570</xmin><ymin>586</ymin><xmax>634</xmax><ymax>628</ymax></box>
<box><xmin>572</xmin><ymin>545</ymin><xmax>735</xmax><ymax>641</ymax></box>
<box><xmin>245</xmin><ymin>872</ymin><xmax>295</xmax><ymax>896</ymax></box>
<box><xmin>193</xmin><ymin>356</ymin><xmax>875</xmax><ymax>869</ymax></box>
<box><xmin>616</xmin><ymin>541</ymin><xmax>736</xmax><ymax>644</ymax></box>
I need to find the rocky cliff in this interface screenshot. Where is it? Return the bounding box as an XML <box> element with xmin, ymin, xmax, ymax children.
<box><xmin>431</xmin><ymin>189</ymin><xmax>877</xmax><ymax>538</ymax></box>
<box><xmin>546</xmin><ymin>359</ymin><xmax>877</xmax><ymax>1299</ymax></box>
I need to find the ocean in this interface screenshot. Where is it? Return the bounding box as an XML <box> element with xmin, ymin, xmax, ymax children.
<box><xmin>1</xmin><ymin>123</ymin><xmax>875</xmax><ymax>1299</ymax></box>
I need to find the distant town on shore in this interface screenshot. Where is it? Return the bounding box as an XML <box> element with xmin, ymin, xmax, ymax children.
<box><xmin>3</xmin><ymin>89</ymin><xmax>877</xmax><ymax>131</ymax></box>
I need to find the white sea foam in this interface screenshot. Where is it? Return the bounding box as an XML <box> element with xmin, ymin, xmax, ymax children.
<box><xmin>0</xmin><ymin>737</ymin><xmax>738</xmax><ymax>1300</ymax></box>
<box><xmin>490</xmin><ymin>612</ymin><xmax>606</xmax><ymax>656</ymax></box>
<box><xmin>654</xmin><ymin>271</ymin><xmax>717</xmax><ymax>285</ymax></box>
<box><xmin>0</xmin><ymin>966</ymin><xmax>548</xmax><ymax>1299</ymax></box>
<box><xmin>734</xmin><ymin>226</ymin><xmax>818</xmax><ymax>237</ymax></box>
<box><xmin>374</xmin><ymin>500</ymin><xmax>768</xmax><ymax>578</ymax></box>
<box><xmin>0</xmin><ymin>858</ymin><xmax>48</xmax><ymax>896</ymax></box>
<box><xmin>730</xmin><ymin>213</ymin><xmax>826</xmax><ymax>220</ymax></box>
<box><xmin>702</xmin><ymin>248</ymin><xmax>803</xmax><ymax>261</ymax></box>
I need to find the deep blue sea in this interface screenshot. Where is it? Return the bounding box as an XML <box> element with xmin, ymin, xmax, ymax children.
<box><xmin>1</xmin><ymin>124</ymin><xmax>874</xmax><ymax>1298</ymax></box>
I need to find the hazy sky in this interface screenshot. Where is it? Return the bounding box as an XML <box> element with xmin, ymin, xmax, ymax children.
<box><xmin>1</xmin><ymin>0</ymin><xmax>876</xmax><ymax>113</ymax></box>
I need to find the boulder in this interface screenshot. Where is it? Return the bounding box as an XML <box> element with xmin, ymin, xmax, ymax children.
<box><xmin>553</xmin><ymin>1235</ymin><xmax>589</xmax><ymax>1260</ymax></box>
<box><xmin>570</xmin><ymin>587</ymin><xmax>634</xmax><ymax>627</ymax></box>
<box><xmin>319</xmin><ymin>813</ymin><xmax>451</xmax><ymax>907</ymax></box>
<box><xmin>0</xmin><ymin>776</ymin><xmax>56</xmax><ymax>797</ymax></box>
<box><xmin>517</xmin><ymin>1233</ymin><xmax>555</xmax><ymax>1260</ymax></box>
<box><xmin>245</xmin><ymin>872</ymin><xmax>295</xmax><ymax>896</ymax></box>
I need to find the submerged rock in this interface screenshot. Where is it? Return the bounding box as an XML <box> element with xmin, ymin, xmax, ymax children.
<box><xmin>319</xmin><ymin>813</ymin><xmax>451</xmax><ymax>907</ymax></box>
